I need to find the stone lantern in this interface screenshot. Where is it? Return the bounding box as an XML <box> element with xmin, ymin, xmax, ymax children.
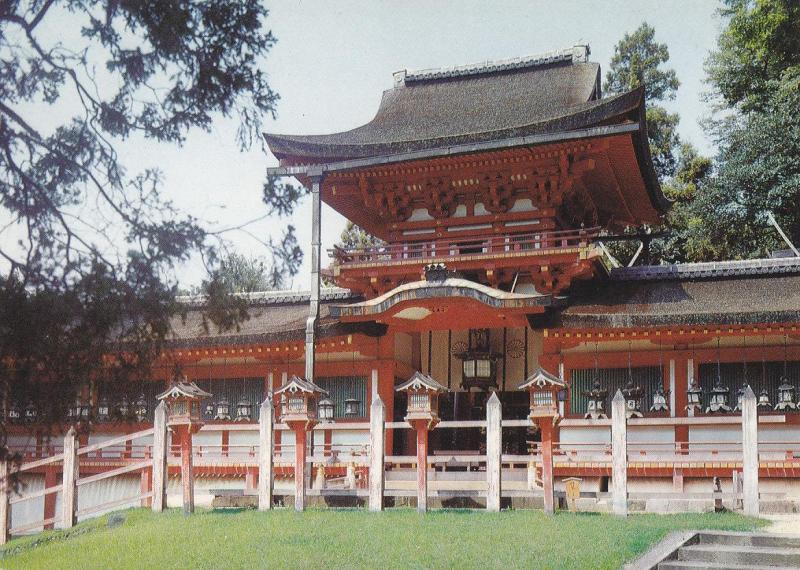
<box><xmin>649</xmin><ymin>387</ymin><xmax>669</xmax><ymax>413</ymax></box>
<box><xmin>686</xmin><ymin>380</ymin><xmax>703</xmax><ymax>413</ymax></box>
<box><xmin>757</xmin><ymin>387</ymin><xmax>772</xmax><ymax>409</ymax></box>
<box><xmin>621</xmin><ymin>379</ymin><xmax>644</xmax><ymax>419</ymax></box>
<box><xmin>518</xmin><ymin>366</ymin><xmax>565</xmax><ymax>514</ymax></box>
<box><xmin>157</xmin><ymin>381</ymin><xmax>212</xmax><ymax>515</ymax></box>
<box><xmin>583</xmin><ymin>379</ymin><xmax>608</xmax><ymax>419</ymax></box>
<box><xmin>274</xmin><ymin>375</ymin><xmax>329</xmax><ymax>512</ymax></box>
<box><xmin>396</xmin><ymin>371</ymin><xmax>448</xmax><ymax>512</ymax></box>
<box><xmin>518</xmin><ymin>367</ymin><xmax>567</xmax><ymax>420</ymax></box>
<box><xmin>706</xmin><ymin>379</ymin><xmax>731</xmax><ymax>413</ymax></box>
<box><xmin>775</xmin><ymin>379</ymin><xmax>797</xmax><ymax>411</ymax></box>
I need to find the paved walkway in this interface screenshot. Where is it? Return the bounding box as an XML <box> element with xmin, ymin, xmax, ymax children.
<box><xmin>765</xmin><ymin>514</ymin><xmax>800</xmax><ymax>534</ymax></box>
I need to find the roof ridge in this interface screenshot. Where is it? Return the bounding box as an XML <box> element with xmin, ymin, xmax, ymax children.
<box><xmin>395</xmin><ymin>44</ymin><xmax>590</xmax><ymax>86</ymax></box>
<box><xmin>176</xmin><ymin>287</ymin><xmax>355</xmax><ymax>307</ymax></box>
<box><xmin>610</xmin><ymin>257</ymin><xmax>800</xmax><ymax>281</ymax></box>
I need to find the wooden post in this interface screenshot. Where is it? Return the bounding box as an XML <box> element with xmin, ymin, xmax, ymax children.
<box><xmin>611</xmin><ymin>390</ymin><xmax>628</xmax><ymax>517</ymax></box>
<box><xmin>151</xmin><ymin>401</ymin><xmax>168</xmax><ymax>513</ymax></box>
<box><xmin>0</xmin><ymin>459</ymin><xmax>9</xmax><ymax>545</ymax></box>
<box><xmin>369</xmin><ymin>395</ymin><xmax>385</xmax><ymax>512</ymax></box>
<box><xmin>540</xmin><ymin>420</ymin><xmax>555</xmax><ymax>515</ymax></box>
<box><xmin>486</xmin><ymin>392</ymin><xmax>502</xmax><ymax>512</ymax></box>
<box><xmin>258</xmin><ymin>397</ymin><xmax>274</xmax><ymax>511</ymax></box>
<box><xmin>62</xmin><ymin>427</ymin><xmax>78</xmax><ymax>528</ymax></box>
<box><xmin>415</xmin><ymin>424</ymin><xmax>428</xmax><ymax>513</ymax></box>
<box><xmin>294</xmin><ymin>427</ymin><xmax>307</xmax><ymax>512</ymax></box>
<box><xmin>741</xmin><ymin>386</ymin><xmax>759</xmax><ymax>516</ymax></box>
<box><xmin>179</xmin><ymin>429</ymin><xmax>195</xmax><ymax>515</ymax></box>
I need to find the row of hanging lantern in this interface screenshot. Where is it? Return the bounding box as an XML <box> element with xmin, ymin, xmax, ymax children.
<box><xmin>202</xmin><ymin>396</ymin><xmax>255</xmax><ymax>422</ymax></box>
<box><xmin>5</xmin><ymin>394</ymin><xmax>150</xmax><ymax>424</ymax></box>
<box><xmin>317</xmin><ymin>397</ymin><xmax>361</xmax><ymax>423</ymax></box>
<box><xmin>686</xmin><ymin>378</ymin><xmax>797</xmax><ymax>413</ymax></box>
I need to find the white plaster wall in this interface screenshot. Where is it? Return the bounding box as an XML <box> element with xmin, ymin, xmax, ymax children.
<box><xmin>559</xmin><ymin>426</ymin><xmax>611</xmax><ymax>445</ymax></box>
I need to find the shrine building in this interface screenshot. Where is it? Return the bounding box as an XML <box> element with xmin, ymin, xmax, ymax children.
<box><xmin>8</xmin><ymin>45</ymin><xmax>800</xmax><ymax>521</ymax></box>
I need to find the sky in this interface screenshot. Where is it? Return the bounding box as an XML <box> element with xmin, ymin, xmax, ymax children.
<box><xmin>27</xmin><ymin>0</ymin><xmax>727</xmax><ymax>290</ymax></box>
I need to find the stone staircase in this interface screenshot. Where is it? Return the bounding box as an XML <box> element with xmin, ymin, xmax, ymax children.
<box><xmin>657</xmin><ymin>532</ymin><xmax>800</xmax><ymax>569</ymax></box>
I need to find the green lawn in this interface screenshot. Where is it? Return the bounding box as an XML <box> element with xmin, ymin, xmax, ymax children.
<box><xmin>0</xmin><ymin>508</ymin><xmax>766</xmax><ymax>569</ymax></box>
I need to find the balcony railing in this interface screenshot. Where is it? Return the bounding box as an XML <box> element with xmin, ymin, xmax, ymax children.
<box><xmin>330</xmin><ymin>227</ymin><xmax>600</xmax><ymax>267</ymax></box>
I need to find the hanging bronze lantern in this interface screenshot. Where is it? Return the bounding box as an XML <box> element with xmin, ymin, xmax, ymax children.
<box><xmin>775</xmin><ymin>379</ymin><xmax>797</xmax><ymax>412</ymax></box>
<box><xmin>757</xmin><ymin>387</ymin><xmax>772</xmax><ymax>409</ymax></box>
<box><xmin>686</xmin><ymin>380</ymin><xmax>703</xmax><ymax>413</ymax></box>
<box><xmin>733</xmin><ymin>382</ymin><xmax>749</xmax><ymax>412</ymax></box>
<box><xmin>583</xmin><ymin>378</ymin><xmax>608</xmax><ymax>419</ymax></box>
<box><xmin>317</xmin><ymin>397</ymin><xmax>335</xmax><ymax>423</ymax></box>
<box><xmin>622</xmin><ymin>379</ymin><xmax>644</xmax><ymax>419</ymax></box>
<box><xmin>650</xmin><ymin>386</ymin><xmax>669</xmax><ymax>413</ymax></box>
<box><xmin>97</xmin><ymin>396</ymin><xmax>111</xmax><ymax>422</ymax></box>
<box><xmin>706</xmin><ymin>379</ymin><xmax>731</xmax><ymax>413</ymax></box>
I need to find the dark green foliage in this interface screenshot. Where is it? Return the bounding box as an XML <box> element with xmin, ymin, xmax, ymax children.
<box><xmin>706</xmin><ymin>0</ymin><xmax>800</xmax><ymax>112</ymax></box>
<box><xmin>0</xmin><ymin>1</ymin><xmax>282</xmax><ymax>443</ymax></box>
<box><xmin>335</xmin><ymin>221</ymin><xmax>384</xmax><ymax>251</ymax></box>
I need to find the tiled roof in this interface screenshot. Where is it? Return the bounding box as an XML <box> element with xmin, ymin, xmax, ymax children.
<box><xmin>610</xmin><ymin>257</ymin><xmax>800</xmax><ymax>281</ymax></box>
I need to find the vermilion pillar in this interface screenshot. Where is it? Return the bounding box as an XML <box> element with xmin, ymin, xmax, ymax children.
<box><xmin>411</xmin><ymin>421</ymin><xmax>429</xmax><ymax>513</ymax></box>
<box><xmin>178</xmin><ymin>427</ymin><xmax>194</xmax><ymax>515</ymax></box>
<box><xmin>539</xmin><ymin>420</ymin><xmax>555</xmax><ymax>514</ymax></box>
<box><xmin>293</xmin><ymin>427</ymin><xmax>308</xmax><ymax>512</ymax></box>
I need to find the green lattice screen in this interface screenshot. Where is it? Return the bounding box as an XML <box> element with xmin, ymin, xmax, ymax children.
<box><xmin>317</xmin><ymin>376</ymin><xmax>368</xmax><ymax>419</ymax></box>
<box><xmin>698</xmin><ymin>361</ymin><xmax>800</xmax><ymax>408</ymax></box>
<box><xmin>569</xmin><ymin>366</ymin><xmax>664</xmax><ymax>415</ymax></box>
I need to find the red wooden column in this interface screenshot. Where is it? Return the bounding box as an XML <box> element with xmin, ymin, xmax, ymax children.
<box><xmin>539</xmin><ymin>420</ymin><xmax>555</xmax><ymax>515</ymax></box>
<box><xmin>293</xmin><ymin>427</ymin><xmax>307</xmax><ymax>512</ymax></box>
<box><xmin>178</xmin><ymin>428</ymin><xmax>195</xmax><ymax>515</ymax></box>
<box><xmin>411</xmin><ymin>420</ymin><xmax>429</xmax><ymax>513</ymax></box>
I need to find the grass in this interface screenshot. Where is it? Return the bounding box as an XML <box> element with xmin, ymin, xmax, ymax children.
<box><xmin>0</xmin><ymin>508</ymin><xmax>767</xmax><ymax>569</ymax></box>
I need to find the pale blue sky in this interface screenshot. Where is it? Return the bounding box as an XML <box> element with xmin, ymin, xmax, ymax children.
<box><xmin>30</xmin><ymin>1</ymin><xmax>727</xmax><ymax>289</ymax></box>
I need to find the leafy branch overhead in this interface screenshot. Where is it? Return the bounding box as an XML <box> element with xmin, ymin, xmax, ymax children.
<box><xmin>0</xmin><ymin>1</ymin><xmax>283</xmax><ymax>432</ymax></box>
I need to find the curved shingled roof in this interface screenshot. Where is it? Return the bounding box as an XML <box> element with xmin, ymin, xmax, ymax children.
<box><xmin>263</xmin><ymin>46</ymin><xmax>637</xmax><ymax>162</ymax></box>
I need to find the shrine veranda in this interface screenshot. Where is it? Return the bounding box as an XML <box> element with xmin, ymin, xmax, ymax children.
<box><xmin>5</xmin><ymin>46</ymin><xmax>800</xmax><ymax>532</ymax></box>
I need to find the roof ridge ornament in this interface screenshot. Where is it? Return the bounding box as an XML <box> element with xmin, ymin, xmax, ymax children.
<box><xmin>396</xmin><ymin>44</ymin><xmax>591</xmax><ymax>86</ymax></box>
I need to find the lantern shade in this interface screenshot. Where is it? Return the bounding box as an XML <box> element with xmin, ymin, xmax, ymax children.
<box><xmin>583</xmin><ymin>378</ymin><xmax>608</xmax><ymax>419</ymax></box>
<box><xmin>705</xmin><ymin>379</ymin><xmax>731</xmax><ymax>413</ymax></box>
<box><xmin>274</xmin><ymin>375</ymin><xmax>328</xmax><ymax>424</ymax></box>
<box><xmin>518</xmin><ymin>367</ymin><xmax>566</xmax><ymax>419</ymax></box>
<box><xmin>775</xmin><ymin>379</ymin><xmax>797</xmax><ymax>411</ymax></box>
<box><xmin>685</xmin><ymin>380</ymin><xmax>703</xmax><ymax>412</ymax></box>
<box><xmin>97</xmin><ymin>396</ymin><xmax>111</xmax><ymax>422</ymax></box>
<box><xmin>157</xmin><ymin>381</ymin><xmax>212</xmax><ymax>426</ymax></box>
<box><xmin>396</xmin><ymin>371</ymin><xmax>447</xmax><ymax>423</ymax></box>
<box><xmin>344</xmin><ymin>398</ymin><xmax>360</xmax><ymax>418</ymax></box>
<box><xmin>235</xmin><ymin>397</ymin><xmax>253</xmax><ymax>422</ymax></box>
<box><xmin>318</xmin><ymin>398</ymin><xmax>335</xmax><ymax>423</ymax></box>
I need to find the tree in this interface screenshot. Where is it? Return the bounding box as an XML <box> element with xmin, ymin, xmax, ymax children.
<box><xmin>680</xmin><ymin>67</ymin><xmax>800</xmax><ymax>260</ymax></box>
<box><xmin>335</xmin><ymin>221</ymin><xmax>384</xmax><ymax>251</ymax></box>
<box><xmin>212</xmin><ymin>251</ymin><xmax>293</xmax><ymax>294</ymax></box>
<box><xmin>706</xmin><ymin>0</ymin><xmax>800</xmax><ymax>112</ymax></box>
<box><xmin>604</xmin><ymin>22</ymin><xmax>681</xmax><ymax>179</ymax></box>
<box><xmin>0</xmin><ymin>1</ymin><xmax>284</xmax><ymax>450</ymax></box>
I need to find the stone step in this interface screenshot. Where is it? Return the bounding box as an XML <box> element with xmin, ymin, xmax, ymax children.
<box><xmin>678</xmin><ymin>544</ymin><xmax>800</xmax><ymax>567</ymax></box>
<box><xmin>698</xmin><ymin>531</ymin><xmax>800</xmax><ymax>549</ymax></box>
<box><xmin>659</xmin><ymin>559</ymin><xmax>799</xmax><ymax>570</ymax></box>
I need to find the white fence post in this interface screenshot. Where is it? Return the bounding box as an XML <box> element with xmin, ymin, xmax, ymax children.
<box><xmin>258</xmin><ymin>397</ymin><xmax>274</xmax><ymax>511</ymax></box>
<box><xmin>486</xmin><ymin>392</ymin><xmax>502</xmax><ymax>512</ymax></box>
<box><xmin>742</xmin><ymin>386</ymin><xmax>759</xmax><ymax>516</ymax></box>
<box><xmin>62</xmin><ymin>427</ymin><xmax>78</xmax><ymax>528</ymax></box>
<box><xmin>369</xmin><ymin>395</ymin><xmax>385</xmax><ymax>512</ymax></box>
<box><xmin>0</xmin><ymin>459</ymin><xmax>9</xmax><ymax>544</ymax></box>
<box><xmin>151</xmin><ymin>401</ymin><xmax>168</xmax><ymax>513</ymax></box>
<box><xmin>611</xmin><ymin>390</ymin><xmax>628</xmax><ymax>517</ymax></box>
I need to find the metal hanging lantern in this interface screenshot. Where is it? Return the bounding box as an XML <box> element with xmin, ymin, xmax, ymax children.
<box><xmin>204</xmin><ymin>399</ymin><xmax>215</xmax><ymax>419</ymax></box>
<box><xmin>344</xmin><ymin>398</ymin><xmax>360</xmax><ymax>418</ymax></box>
<box><xmin>622</xmin><ymin>378</ymin><xmax>644</xmax><ymax>419</ymax></box>
<box><xmin>74</xmin><ymin>399</ymin><xmax>90</xmax><ymax>422</ymax></box>
<box><xmin>686</xmin><ymin>380</ymin><xmax>703</xmax><ymax>413</ymax></box>
<box><xmin>583</xmin><ymin>378</ymin><xmax>608</xmax><ymax>419</ymax></box>
<box><xmin>97</xmin><ymin>396</ymin><xmax>111</xmax><ymax>422</ymax></box>
<box><xmin>775</xmin><ymin>379</ymin><xmax>797</xmax><ymax>411</ymax></box>
<box><xmin>757</xmin><ymin>387</ymin><xmax>772</xmax><ymax>409</ymax></box>
<box><xmin>8</xmin><ymin>401</ymin><xmax>21</xmax><ymax>423</ymax></box>
<box><xmin>706</xmin><ymin>379</ymin><xmax>731</xmax><ymax>413</ymax></box>
<box><xmin>134</xmin><ymin>393</ymin><xmax>148</xmax><ymax>422</ymax></box>
<box><xmin>650</xmin><ymin>386</ymin><xmax>669</xmax><ymax>412</ymax></box>
<box><xmin>456</xmin><ymin>329</ymin><xmax>499</xmax><ymax>392</ymax></box>
<box><xmin>734</xmin><ymin>382</ymin><xmax>749</xmax><ymax>412</ymax></box>
<box><xmin>214</xmin><ymin>395</ymin><xmax>231</xmax><ymax>421</ymax></box>
<box><xmin>318</xmin><ymin>397</ymin><xmax>335</xmax><ymax>423</ymax></box>
<box><xmin>23</xmin><ymin>400</ymin><xmax>38</xmax><ymax>424</ymax></box>
<box><xmin>117</xmin><ymin>395</ymin><xmax>130</xmax><ymax>419</ymax></box>
<box><xmin>235</xmin><ymin>397</ymin><xmax>253</xmax><ymax>422</ymax></box>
